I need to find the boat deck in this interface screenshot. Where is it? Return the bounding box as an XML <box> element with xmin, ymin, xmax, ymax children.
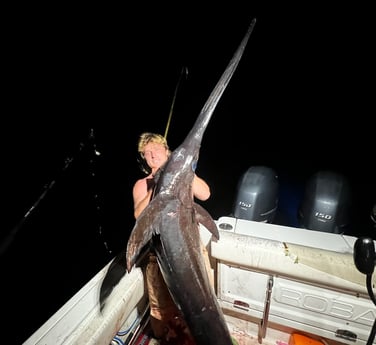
<box><xmin>121</xmin><ymin>308</ymin><xmax>344</xmax><ymax>345</ymax></box>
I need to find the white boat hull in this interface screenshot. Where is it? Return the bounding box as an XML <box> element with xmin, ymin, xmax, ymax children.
<box><xmin>24</xmin><ymin>216</ymin><xmax>376</xmax><ymax>345</ymax></box>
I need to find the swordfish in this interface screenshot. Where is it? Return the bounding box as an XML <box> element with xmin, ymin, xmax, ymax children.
<box><xmin>126</xmin><ymin>18</ymin><xmax>256</xmax><ymax>344</ymax></box>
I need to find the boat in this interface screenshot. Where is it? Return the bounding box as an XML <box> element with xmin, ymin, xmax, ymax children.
<box><xmin>11</xmin><ymin>17</ymin><xmax>376</xmax><ymax>345</ymax></box>
<box><xmin>23</xmin><ymin>166</ymin><xmax>376</xmax><ymax>345</ymax></box>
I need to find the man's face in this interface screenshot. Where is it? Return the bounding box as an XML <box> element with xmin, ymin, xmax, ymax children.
<box><xmin>142</xmin><ymin>142</ymin><xmax>169</xmax><ymax>170</ymax></box>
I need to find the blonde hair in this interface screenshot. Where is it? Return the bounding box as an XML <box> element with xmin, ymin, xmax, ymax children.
<box><xmin>138</xmin><ymin>132</ymin><xmax>169</xmax><ymax>158</ymax></box>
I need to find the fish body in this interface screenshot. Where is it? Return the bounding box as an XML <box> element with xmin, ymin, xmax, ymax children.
<box><xmin>126</xmin><ymin>18</ymin><xmax>256</xmax><ymax>345</ymax></box>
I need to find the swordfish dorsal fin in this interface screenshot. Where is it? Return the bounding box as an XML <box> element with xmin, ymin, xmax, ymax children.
<box><xmin>98</xmin><ymin>197</ymin><xmax>165</xmax><ymax>312</ymax></box>
<box><xmin>126</xmin><ymin>197</ymin><xmax>166</xmax><ymax>272</ymax></box>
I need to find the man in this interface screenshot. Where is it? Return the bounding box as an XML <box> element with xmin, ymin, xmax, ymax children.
<box><xmin>132</xmin><ymin>132</ymin><xmax>211</xmax><ymax>344</ymax></box>
<box><xmin>133</xmin><ymin>132</ymin><xmax>210</xmax><ymax>219</ymax></box>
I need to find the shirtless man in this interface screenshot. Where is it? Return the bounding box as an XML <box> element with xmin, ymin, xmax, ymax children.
<box><xmin>132</xmin><ymin>132</ymin><xmax>211</xmax><ymax>344</ymax></box>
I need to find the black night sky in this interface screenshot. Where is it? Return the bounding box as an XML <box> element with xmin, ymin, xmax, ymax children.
<box><xmin>2</xmin><ymin>4</ymin><xmax>375</xmax><ymax>343</ymax></box>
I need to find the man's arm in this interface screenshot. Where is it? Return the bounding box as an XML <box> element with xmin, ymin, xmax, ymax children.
<box><xmin>193</xmin><ymin>175</ymin><xmax>211</xmax><ymax>201</ymax></box>
<box><xmin>133</xmin><ymin>178</ymin><xmax>154</xmax><ymax>219</ymax></box>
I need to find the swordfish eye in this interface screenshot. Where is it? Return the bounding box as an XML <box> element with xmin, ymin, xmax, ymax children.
<box><xmin>192</xmin><ymin>161</ymin><xmax>197</xmax><ymax>171</ymax></box>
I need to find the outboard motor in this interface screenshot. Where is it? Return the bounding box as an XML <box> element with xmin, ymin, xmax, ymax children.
<box><xmin>233</xmin><ymin>166</ymin><xmax>278</xmax><ymax>222</ymax></box>
<box><xmin>298</xmin><ymin>170</ymin><xmax>351</xmax><ymax>233</ymax></box>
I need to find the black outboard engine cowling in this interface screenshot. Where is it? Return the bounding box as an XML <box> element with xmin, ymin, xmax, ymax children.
<box><xmin>298</xmin><ymin>170</ymin><xmax>351</xmax><ymax>233</ymax></box>
<box><xmin>233</xmin><ymin>166</ymin><xmax>278</xmax><ymax>222</ymax></box>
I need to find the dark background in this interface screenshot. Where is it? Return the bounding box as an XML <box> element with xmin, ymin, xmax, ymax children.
<box><xmin>1</xmin><ymin>4</ymin><xmax>375</xmax><ymax>343</ymax></box>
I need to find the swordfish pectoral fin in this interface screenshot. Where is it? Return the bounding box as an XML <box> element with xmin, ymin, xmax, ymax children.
<box><xmin>194</xmin><ymin>203</ymin><xmax>220</xmax><ymax>241</ymax></box>
<box><xmin>126</xmin><ymin>198</ymin><xmax>165</xmax><ymax>272</ymax></box>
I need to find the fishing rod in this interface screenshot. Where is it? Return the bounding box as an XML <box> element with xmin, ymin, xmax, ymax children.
<box><xmin>0</xmin><ymin>128</ymin><xmax>106</xmax><ymax>256</ymax></box>
<box><xmin>164</xmin><ymin>66</ymin><xmax>188</xmax><ymax>139</ymax></box>
<box><xmin>138</xmin><ymin>66</ymin><xmax>188</xmax><ymax>174</ymax></box>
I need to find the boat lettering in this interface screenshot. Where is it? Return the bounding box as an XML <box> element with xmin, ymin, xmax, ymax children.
<box><xmin>238</xmin><ymin>201</ymin><xmax>252</xmax><ymax>208</ymax></box>
<box><xmin>314</xmin><ymin>212</ymin><xmax>333</xmax><ymax>221</ymax></box>
<box><xmin>274</xmin><ymin>286</ymin><xmax>376</xmax><ymax>323</ymax></box>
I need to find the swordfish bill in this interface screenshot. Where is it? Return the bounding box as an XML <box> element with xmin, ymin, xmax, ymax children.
<box><xmin>126</xmin><ymin>18</ymin><xmax>256</xmax><ymax>345</ymax></box>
